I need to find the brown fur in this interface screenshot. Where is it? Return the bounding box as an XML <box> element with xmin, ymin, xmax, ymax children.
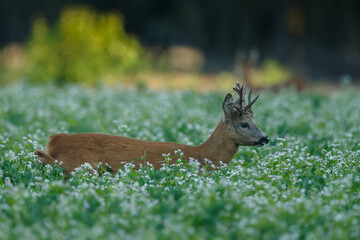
<box><xmin>35</xmin><ymin>86</ymin><xmax>268</xmax><ymax>175</ymax></box>
<box><xmin>35</xmin><ymin>122</ymin><xmax>239</xmax><ymax>175</ymax></box>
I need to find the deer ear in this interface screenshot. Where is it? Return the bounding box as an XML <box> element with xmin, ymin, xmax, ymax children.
<box><xmin>222</xmin><ymin>93</ymin><xmax>234</xmax><ymax>116</ymax></box>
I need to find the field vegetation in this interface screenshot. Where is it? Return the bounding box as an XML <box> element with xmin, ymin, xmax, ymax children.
<box><xmin>0</xmin><ymin>83</ymin><xmax>359</xmax><ymax>239</ymax></box>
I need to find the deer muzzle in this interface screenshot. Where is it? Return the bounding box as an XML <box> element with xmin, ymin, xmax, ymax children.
<box><xmin>255</xmin><ymin>136</ymin><xmax>269</xmax><ymax>146</ymax></box>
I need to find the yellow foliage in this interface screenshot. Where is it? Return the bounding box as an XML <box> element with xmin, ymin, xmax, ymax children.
<box><xmin>25</xmin><ymin>6</ymin><xmax>144</xmax><ymax>84</ymax></box>
<box><xmin>262</xmin><ymin>59</ymin><xmax>291</xmax><ymax>85</ymax></box>
<box><xmin>215</xmin><ymin>71</ymin><xmax>243</xmax><ymax>90</ymax></box>
<box><xmin>250</xmin><ymin>59</ymin><xmax>291</xmax><ymax>87</ymax></box>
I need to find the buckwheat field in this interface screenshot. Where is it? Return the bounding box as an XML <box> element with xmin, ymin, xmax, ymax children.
<box><xmin>0</xmin><ymin>83</ymin><xmax>359</xmax><ymax>239</ymax></box>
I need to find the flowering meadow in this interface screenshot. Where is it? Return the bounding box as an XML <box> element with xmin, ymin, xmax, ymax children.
<box><xmin>0</xmin><ymin>83</ymin><xmax>359</xmax><ymax>239</ymax></box>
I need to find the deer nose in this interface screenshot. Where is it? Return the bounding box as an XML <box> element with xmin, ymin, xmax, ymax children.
<box><xmin>260</xmin><ymin>136</ymin><xmax>269</xmax><ymax>144</ymax></box>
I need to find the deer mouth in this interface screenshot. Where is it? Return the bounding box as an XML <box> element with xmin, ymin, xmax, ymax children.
<box><xmin>254</xmin><ymin>142</ymin><xmax>266</xmax><ymax>147</ymax></box>
<box><xmin>254</xmin><ymin>136</ymin><xmax>269</xmax><ymax>146</ymax></box>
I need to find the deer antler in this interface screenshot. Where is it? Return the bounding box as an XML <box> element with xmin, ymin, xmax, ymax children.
<box><xmin>244</xmin><ymin>89</ymin><xmax>259</xmax><ymax>113</ymax></box>
<box><xmin>244</xmin><ymin>95</ymin><xmax>259</xmax><ymax>113</ymax></box>
<box><xmin>233</xmin><ymin>83</ymin><xmax>259</xmax><ymax>113</ymax></box>
<box><xmin>233</xmin><ymin>83</ymin><xmax>244</xmax><ymax>108</ymax></box>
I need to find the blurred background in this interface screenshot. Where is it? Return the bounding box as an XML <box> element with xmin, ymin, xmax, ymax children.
<box><xmin>0</xmin><ymin>0</ymin><xmax>359</xmax><ymax>90</ymax></box>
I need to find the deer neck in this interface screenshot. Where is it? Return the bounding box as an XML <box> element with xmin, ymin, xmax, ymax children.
<box><xmin>195</xmin><ymin>120</ymin><xmax>238</xmax><ymax>166</ymax></box>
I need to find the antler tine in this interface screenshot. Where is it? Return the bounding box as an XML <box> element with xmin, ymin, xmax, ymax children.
<box><xmin>248</xmin><ymin>89</ymin><xmax>252</xmax><ymax>105</ymax></box>
<box><xmin>233</xmin><ymin>82</ymin><xmax>243</xmax><ymax>107</ymax></box>
<box><xmin>233</xmin><ymin>83</ymin><xmax>244</xmax><ymax>107</ymax></box>
<box><xmin>243</xmin><ymin>87</ymin><xmax>247</xmax><ymax>104</ymax></box>
<box><xmin>232</xmin><ymin>82</ymin><xmax>241</xmax><ymax>95</ymax></box>
<box><xmin>244</xmin><ymin>94</ymin><xmax>259</xmax><ymax>112</ymax></box>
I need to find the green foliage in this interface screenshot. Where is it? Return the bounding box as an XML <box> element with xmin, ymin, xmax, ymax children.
<box><xmin>25</xmin><ymin>6</ymin><xmax>144</xmax><ymax>85</ymax></box>
<box><xmin>1</xmin><ymin>83</ymin><xmax>360</xmax><ymax>239</ymax></box>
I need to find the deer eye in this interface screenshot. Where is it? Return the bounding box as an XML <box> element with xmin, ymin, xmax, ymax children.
<box><xmin>240</xmin><ymin>123</ymin><xmax>249</xmax><ymax>128</ymax></box>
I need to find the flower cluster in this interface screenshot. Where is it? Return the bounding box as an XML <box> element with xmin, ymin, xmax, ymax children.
<box><xmin>0</xmin><ymin>83</ymin><xmax>359</xmax><ymax>239</ymax></box>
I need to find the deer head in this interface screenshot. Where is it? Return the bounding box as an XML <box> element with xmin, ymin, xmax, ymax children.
<box><xmin>222</xmin><ymin>83</ymin><xmax>269</xmax><ymax>146</ymax></box>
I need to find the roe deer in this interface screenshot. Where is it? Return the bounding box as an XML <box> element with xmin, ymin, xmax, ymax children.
<box><xmin>35</xmin><ymin>83</ymin><xmax>269</xmax><ymax>175</ymax></box>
